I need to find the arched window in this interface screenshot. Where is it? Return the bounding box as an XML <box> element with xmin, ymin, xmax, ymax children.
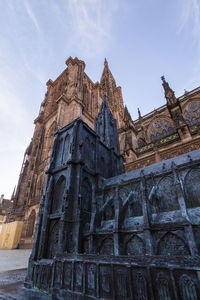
<box><xmin>26</xmin><ymin>210</ymin><xmax>36</xmax><ymax>237</ymax></box>
<box><xmin>149</xmin><ymin>118</ymin><xmax>175</xmax><ymax>142</ymax></box>
<box><xmin>183</xmin><ymin>101</ymin><xmax>200</xmax><ymax>126</ymax></box>
<box><xmin>51</xmin><ymin>176</ymin><xmax>66</xmax><ymax>213</ymax></box>
<box><xmin>125</xmin><ymin>235</ymin><xmax>144</xmax><ymax>255</ymax></box>
<box><xmin>99</xmin><ymin>238</ymin><xmax>114</xmax><ymax>255</ymax></box>
<box><xmin>82</xmin><ymin>178</ymin><xmax>92</xmax><ymax>213</ymax></box>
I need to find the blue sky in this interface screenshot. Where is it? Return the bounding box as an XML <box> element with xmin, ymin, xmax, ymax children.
<box><xmin>0</xmin><ymin>0</ymin><xmax>200</xmax><ymax>198</ymax></box>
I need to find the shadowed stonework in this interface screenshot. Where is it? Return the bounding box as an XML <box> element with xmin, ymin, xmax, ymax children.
<box><xmin>25</xmin><ymin>96</ymin><xmax>200</xmax><ymax>299</ymax></box>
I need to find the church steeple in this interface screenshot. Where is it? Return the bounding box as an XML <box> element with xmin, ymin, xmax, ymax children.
<box><xmin>100</xmin><ymin>59</ymin><xmax>117</xmax><ymax>106</ymax></box>
<box><xmin>94</xmin><ymin>94</ymin><xmax>120</xmax><ymax>154</ymax></box>
<box><xmin>100</xmin><ymin>58</ymin><xmax>116</xmax><ymax>87</ymax></box>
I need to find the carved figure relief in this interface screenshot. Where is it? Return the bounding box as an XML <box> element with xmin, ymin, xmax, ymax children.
<box><xmin>125</xmin><ymin>235</ymin><xmax>145</xmax><ymax>255</ymax></box>
<box><xmin>184</xmin><ymin>168</ymin><xmax>200</xmax><ymax>208</ymax></box>
<box><xmin>74</xmin><ymin>263</ymin><xmax>83</xmax><ymax>292</ymax></box>
<box><xmin>157</xmin><ymin>232</ymin><xmax>189</xmax><ymax>255</ymax></box>
<box><xmin>86</xmin><ymin>264</ymin><xmax>96</xmax><ymax>295</ymax></box>
<box><xmin>63</xmin><ymin>262</ymin><xmax>72</xmax><ymax>289</ymax></box>
<box><xmin>156</xmin><ymin>272</ymin><xmax>171</xmax><ymax>300</ymax></box>
<box><xmin>179</xmin><ymin>274</ymin><xmax>198</xmax><ymax>300</ymax></box>
<box><xmin>134</xmin><ymin>272</ymin><xmax>148</xmax><ymax>300</ymax></box>
<box><xmin>183</xmin><ymin>101</ymin><xmax>200</xmax><ymax>126</ymax></box>
<box><xmin>51</xmin><ymin>175</ymin><xmax>66</xmax><ymax>213</ymax></box>
<box><xmin>99</xmin><ymin>265</ymin><xmax>112</xmax><ymax>298</ymax></box>
<box><xmin>53</xmin><ymin>262</ymin><xmax>62</xmax><ymax>288</ymax></box>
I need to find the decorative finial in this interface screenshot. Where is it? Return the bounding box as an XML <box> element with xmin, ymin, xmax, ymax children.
<box><xmin>161</xmin><ymin>75</ymin><xmax>165</xmax><ymax>82</ymax></box>
<box><xmin>104</xmin><ymin>58</ymin><xmax>108</xmax><ymax>66</ymax></box>
<box><xmin>138</xmin><ymin>107</ymin><xmax>141</xmax><ymax>118</ymax></box>
<box><xmin>161</xmin><ymin>75</ymin><xmax>177</xmax><ymax>106</ymax></box>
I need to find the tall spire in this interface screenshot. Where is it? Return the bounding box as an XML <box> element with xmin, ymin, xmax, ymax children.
<box><xmin>100</xmin><ymin>59</ymin><xmax>116</xmax><ymax>86</ymax></box>
<box><xmin>100</xmin><ymin>59</ymin><xmax>117</xmax><ymax>107</ymax></box>
<box><xmin>94</xmin><ymin>94</ymin><xmax>120</xmax><ymax>154</ymax></box>
<box><xmin>161</xmin><ymin>76</ymin><xmax>177</xmax><ymax>107</ymax></box>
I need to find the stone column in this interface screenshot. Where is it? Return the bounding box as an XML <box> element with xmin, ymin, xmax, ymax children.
<box><xmin>114</xmin><ymin>185</ymin><xmax>119</xmax><ymax>255</ymax></box>
<box><xmin>140</xmin><ymin>171</ymin><xmax>153</xmax><ymax>255</ymax></box>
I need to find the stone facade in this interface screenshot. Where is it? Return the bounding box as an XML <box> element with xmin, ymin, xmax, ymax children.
<box><xmin>25</xmin><ymin>97</ymin><xmax>200</xmax><ymax>299</ymax></box>
<box><xmin>0</xmin><ymin>194</ymin><xmax>12</xmax><ymax>224</ymax></box>
<box><xmin>9</xmin><ymin>57</ymin><xmax>200</xmax><ymax>248</ymax></box>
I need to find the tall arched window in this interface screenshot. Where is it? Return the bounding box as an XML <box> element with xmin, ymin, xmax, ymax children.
<box><xmin>26</xmin><ymin>210</ymin><xmax>36</xmax><ymax>237</ymax></box>
<box><xmin>51</xmin><ymin>175</ymin><xmax>66</xmax><ymax>213</ymax></box>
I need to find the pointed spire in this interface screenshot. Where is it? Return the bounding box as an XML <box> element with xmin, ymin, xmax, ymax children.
<box><xmin>123</xmin><ymin>106</ymin><xmax>132</xmax><ymax>124</ymax></box>
<box><xmin>99</xmin><ymin>93</ymin><xmax>110</xmax><ymax>114</ymax></box>
<box><xmin>100</xmin><ymin>59</ymin><xmax>116</xmax><ymax>87</ymax></box>
<box><xmin>94</xmin><ymin>94</ymin><xmax>120</xmax><ymax>154</ymax></box>
<box><xmin>161</xmin><ymin>76</ymin><xmax>177</xmax><ymax>106</ymax></box>
<box><xmin>11</xmin><ymin>186</ymin><xmax>16</xmax><ymax>200</ymax></box>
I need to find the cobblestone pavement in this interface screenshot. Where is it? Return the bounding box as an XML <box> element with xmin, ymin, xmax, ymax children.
<box><xmin>0</xmin><ymin>250</ymin><xmax>50</xmax><ymax>299</ymax></box>
<box><xmin>0</xmin><ymin>269</ymin><xmax>50</xmax><ymax>299</ymax></box>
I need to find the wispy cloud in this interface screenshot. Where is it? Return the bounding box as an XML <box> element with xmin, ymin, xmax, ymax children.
<box><xmin>178</xmin><ymin>0</ymin><xmax>200</xmax><ymax>86</ymax></box>
<box><xmin>178</xmin><ymin>0</ymin><xmax>200</xmax><ymax>49</ymax></box>
<box><xmin>66</xmin><ymin>0</ymin><xmax>119</xmax><ymax>57</ymax></box>
<box><xmin>23</xmin><ymin>0</ymin><xmax>40</xmax><ymax>33</ymax></box>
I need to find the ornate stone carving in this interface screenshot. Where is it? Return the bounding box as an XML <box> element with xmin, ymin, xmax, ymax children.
<box><xmin>179</xmin><ymin>274</ymin><xmax>198</xmax><ymax>300</ymax></box>
<box><xmin>85</xmin><ymin>264</ymin><xmax>96</xmax><ymax>296</ymax></box>
<box><xmin>134</xmin><ymin>272</ymin><xmax>148</xmax><ymax>300</ymax></box>
<box><xmin>156</xmin><ymin>272</ymin><xmax>171</xmax><ymax>300</ymax></box>
<box><xmin>157</xmin><ymin>232</ymin><xmax>189</xmax><ymax>256</ymax></box>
